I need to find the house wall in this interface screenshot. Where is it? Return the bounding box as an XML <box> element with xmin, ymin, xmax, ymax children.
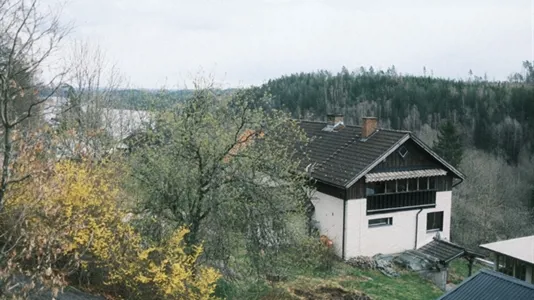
<box><xmin>344</xmin><ymin>191</ymin><xmax>452</xmax><ymax>258</ymax></box>
<box><xmin>311</xmin><ymin>191</ymin><xmax>344</xmax><ymax>257</ymax></box>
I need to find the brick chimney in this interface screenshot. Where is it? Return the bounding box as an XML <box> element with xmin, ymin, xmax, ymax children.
<box><xmin>361</xmin><ymin>117</ymin><xmax>378</xmax><ymax>138</ymax></box>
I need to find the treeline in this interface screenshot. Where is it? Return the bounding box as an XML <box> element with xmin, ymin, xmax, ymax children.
<box><xmin>255</xmin><ymin>63</ymin><xmax>534</xmax><ymax>164</ymax></box>
<box><xmin>102</xmin><ymin>88</ymin><xmax>236</xmax><ymax>110</ymax></box>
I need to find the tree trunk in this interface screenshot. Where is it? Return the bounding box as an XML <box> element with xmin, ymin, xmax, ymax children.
<box><xmin>0</xmin><ymin>126</ymin><xmax>11</xmax><ymax>212</ymax></box>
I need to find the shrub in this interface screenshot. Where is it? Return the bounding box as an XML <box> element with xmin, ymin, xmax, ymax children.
<box><xmin>0</xmin><ymin>158</ymin><xmax>220</xmax><ymax>299</ymax></box>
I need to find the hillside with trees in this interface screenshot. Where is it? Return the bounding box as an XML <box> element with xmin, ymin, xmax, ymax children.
<box><xmin>257</xmin><ymin>62</ymin><xmax>534</xmax><ymax>164</ymax></box>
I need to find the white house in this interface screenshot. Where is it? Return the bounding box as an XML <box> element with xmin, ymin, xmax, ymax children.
<box><xmin>297</xmin><ymin>115</ymin><xmax>464</xmax><ymax>259</ymax></box>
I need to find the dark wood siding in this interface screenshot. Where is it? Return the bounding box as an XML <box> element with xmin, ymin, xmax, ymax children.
<box><xmin>371</xmin><ymin>139</ymin><xmax>442</xmax><ymax>172</ymax></box>
<box><xmin>367</xmin><ymin>191</ymin><xmax>436</xmax><ymax>215</ymax></box>
<box><xmin>315</xmin><ymin>181</ymin><xmax>345</xmax><ymax>200</ymax></box>
<box><xmin>347</xmin><ymin>179</ymin><xmax>365</xmax><ymax>199</ymax></box>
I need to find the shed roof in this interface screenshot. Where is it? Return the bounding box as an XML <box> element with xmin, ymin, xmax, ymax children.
<box><xmin>480</xmin><ymin>235</ymin><xmax>534</xmax><ymax>265</ymax></box>
<box><xmin>419</xmin><ymin>239</ymin><xmax>468</xmax><ymax>264</ymax></box>
<box><xmin>438</xmin><ymin>269</ymin><xmax>534</xmax><ymax>300</ymax></box>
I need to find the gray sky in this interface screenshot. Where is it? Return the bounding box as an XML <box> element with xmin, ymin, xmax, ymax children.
<box><xmin>62</xmin><ymin>0</ymin><xmax>534</xmax><ymax>88</ymax></box>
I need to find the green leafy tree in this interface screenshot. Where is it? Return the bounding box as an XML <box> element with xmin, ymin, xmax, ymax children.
<box><xmin>434</xmin><ymin>120</ymin><xmax>464</xmax><ymax>168</ymax></box>
<box><xmin>128</xmin><ymin>85</ymin><xmax>312</xmax><ymax>276</ymax></box>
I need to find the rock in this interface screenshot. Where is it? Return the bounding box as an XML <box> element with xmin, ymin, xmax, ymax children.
<box><xmin>393</xmin><ymin>250</ymin><xmax>437</xmax><ymax>272</ymax></box>
<box><xmin>346</xmin><ymin>256</ymin><xmax>376</xmax><ymax>270</ymax></box>
<box><xmin>373</xmin><ymin>254</ymin><xmax>400</xmax><ymax>278</ymax></box>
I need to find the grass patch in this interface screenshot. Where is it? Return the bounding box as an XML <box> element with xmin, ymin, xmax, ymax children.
<box><xmin>256</xmin><ymin>261</ymin><xmax>443</xmax><ymax>300</ymax></box>
<box><xmin>448</xmin><ymin>259</ymin><xmax>488</xmax><ymax>284</ymax></box>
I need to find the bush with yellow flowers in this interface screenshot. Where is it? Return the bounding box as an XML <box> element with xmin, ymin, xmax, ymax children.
<box><xmin>0</xmin><ymin>155</ymin><xmax>219</xmax><ymax>299</ymax></box>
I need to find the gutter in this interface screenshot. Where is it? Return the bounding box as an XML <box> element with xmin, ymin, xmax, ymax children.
<box><xmin>452</xmin><ymin>177</ymin><xmax>463</xmax><ymax>188</ymax></box>
<box><xmin>414</xmin><ymin>208</ymin><xmax>424</xmax><ymax>249</ymax></box>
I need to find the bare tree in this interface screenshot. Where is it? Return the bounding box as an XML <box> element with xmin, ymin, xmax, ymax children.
<box><xmin>54</xmin><ymin>41</ymin><xmax>142</xmax><ymax>160</ymax></box>
<box><xmin>452</xmin><ymin>149</ymin><xmax>534</xmax><ymax>249</ymax></box>
<box><xmin>0</xmin><ymin>0</ymin><xmax>69</xmax><ymax>212</ymax></box>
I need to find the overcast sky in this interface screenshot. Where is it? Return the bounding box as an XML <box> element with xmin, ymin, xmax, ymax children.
<box><xmin>60</xmin><ymin>0</ymin><xmax>534</xmax><ymax>88</ymax></box>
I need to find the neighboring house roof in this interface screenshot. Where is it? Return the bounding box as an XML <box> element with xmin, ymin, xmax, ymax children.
<box><xmin>437</xmin><ymin>269</ymin><xmax>534</xmax><ymax>300</ymax></box>
<box><xmin>297</xmin><ymin>120</ymin><xmax>464</xmax><ymax>188</ymax></box>
<box><xmin>419</xmin><ymin>238</ymin><xmax>481</xmax><ymax>265</ymax></box>
<box><xmin>480</xmin><ymin>235</ymin><xmax>534</xmax><ymax>265</ymax></box>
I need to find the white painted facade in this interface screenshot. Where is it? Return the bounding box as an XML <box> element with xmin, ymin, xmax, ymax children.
<box><xmin>312</xmin><ymin>190</ymin><xmax>452</xmax><ymax>259</ymax></box>
<box><xmin>311</xmin><ymin>191</ymin><xmax>344</xmax><ymax>257</ymax></box>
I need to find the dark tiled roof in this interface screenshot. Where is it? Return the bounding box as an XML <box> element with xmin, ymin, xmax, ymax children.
<box><xmin>297</xmin><ymin>121</ymin><xmax>409</xmax><ymax>187</ymax></box>
<box><xmin>419</xmin><ymin>239</ymin><xmax>467</xmax><ymax>264</ymax></box>
<box><xmin>438</xmin><ymin>269</ymin><xmax>534</xmax><ymax>300</ymax></box>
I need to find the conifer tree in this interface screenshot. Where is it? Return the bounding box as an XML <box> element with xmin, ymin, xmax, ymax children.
<box><xmin>434</xmin><ymin>120</ymin><xmax>464</xmax><ymax>168</ymax></box>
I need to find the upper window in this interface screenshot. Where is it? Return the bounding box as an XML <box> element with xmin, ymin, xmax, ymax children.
<box><xmin>367</xmin><ymin>177</ymin><xmax>441</xmax><ymax>195</ymax></box>
<box><xmin>385</xmin><ymin>181</ymin><xmax>396</xmax><ymax>193</ymax></box>
<box><xmin>419</xmin><ymin>177</ymin><xmax>428</xmax><ymax>190</ymax></box>
<box><xmin>408</xmin><ymin>178</ymin><xmax>418</xmax><ymax>191</ymax></box>
<box><xmin>427</xmin><ymin>211</ymin><xmax>444</xmax><ymax>231</ymax></box>
<box><xmin>397</xmin><ymin>179</ymin><xmax>407</xmax><ymax>192</ymax></box>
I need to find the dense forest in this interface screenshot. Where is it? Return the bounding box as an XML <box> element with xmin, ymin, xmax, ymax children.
<box><xmin>256</xmin><ymin>62</ymin><xmax>534</xmax><ymax>165</ymax></box>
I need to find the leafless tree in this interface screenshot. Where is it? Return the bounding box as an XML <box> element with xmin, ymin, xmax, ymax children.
<box><xmin>54</xmin><ymin>41</ymin><xmax>144</xmax><ymax>160</ymax></box>
<box><xmin>452</xmin><ymin>149</ymin><xmax>534</xmax><ymax>249</ymax></box>
<box><xmin>0</xmin><ymin>0</ymin><xmax>70</xmax><ymax>212</ymax></box>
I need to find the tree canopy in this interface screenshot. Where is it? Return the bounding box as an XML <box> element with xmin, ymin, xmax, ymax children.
<box><xmin>128</xmin><ymin>87</ymin><xmax>313</xmax><ymax>276</ymax></box>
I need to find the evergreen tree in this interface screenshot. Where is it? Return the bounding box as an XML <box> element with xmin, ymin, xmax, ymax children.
<box><xmin>434</xmin><ymin>120</ymin><xmax>464</xmax><ymax>168</ymax></box>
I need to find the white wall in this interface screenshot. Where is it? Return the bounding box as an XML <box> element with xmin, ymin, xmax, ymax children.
<box><xmin>311</xmin><ymin>191</ymin><xmax>344</xmax><ymax>257</ymax></box>
<box><xmin>417</xmin><ymin>191</ymin><xmax>452</xmax><ymax>246</ymax></box>
<box><xmin>343</xmin><ymin>191</ymin><xmax>452</xmax><ymax>258</ymax></box>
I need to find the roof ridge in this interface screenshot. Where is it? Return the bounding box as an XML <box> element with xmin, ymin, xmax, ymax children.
<box><xmin>297</xmin><ymin>120</ymin><xmax>411</xmax><ymax>132</ymax></box>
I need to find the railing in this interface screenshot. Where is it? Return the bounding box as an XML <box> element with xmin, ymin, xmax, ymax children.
<box><xmin>366</xmin><ymin>190</ymin><xmax>436</xmax><ymax>215</ymax></box>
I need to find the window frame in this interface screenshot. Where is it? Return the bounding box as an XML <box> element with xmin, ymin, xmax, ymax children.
<box><xmin>368</xmin><ymin>217</ymin><xmax>393</xmax><ymax>228</ymax></box>
<box><xmin>426</xmin><ymin>211</ymin><xmax>444</xmax><ymax>232</ymax></box>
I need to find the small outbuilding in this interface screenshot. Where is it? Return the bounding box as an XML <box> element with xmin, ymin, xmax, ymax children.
<box><xmin>480</xmin><ymin>235</ymin><xmax>534</xmax><ymax>284</ymax></box>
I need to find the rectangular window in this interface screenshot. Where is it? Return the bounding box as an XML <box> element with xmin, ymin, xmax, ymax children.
<box><xmin>369</xmin><ymin>217</ymin><xmax>393</xmax><ymax>228</ymax></box>
<box><xmin>386</xmin><ymin>181</ymin><xmax>396</xmax><ymax>193</ymax></box>
<box><xmin>397</xmin><ymin>179</ymin><xmax>407</xmax><ymax>192</ymax></box>
<box><xmin>408</xmin><ymin>178</ymin><xmax>418</xmax><ymax>191</ymax></box>
<box><xmin>419</xmin><ymin>177</ymin><xmax>428</xmax><ymax>190</ymax></box>
<box><xmin>429</xmin><ymin>177</ymin><xmax>436</xmax><ymax>190</ymax></box>
<box><xmin>427</xmin><ymin>211</ymin><xmax>444</xmax><ymax>231</ymax></box>
<box><xmin>366</xmin><ymin>182</ymin><xmax>385</xmax><ymax>196</ymax></box>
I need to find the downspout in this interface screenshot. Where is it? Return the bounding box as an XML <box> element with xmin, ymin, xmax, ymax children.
<box><xmin>414</xmin><ymin>208</ymin><xmax>423</xmax><ymax>249</ymax></box>
<box><xmin>342</xmin><ymin>192</ymin><xmax>347</xmax><ymax>260</ymax></box>
<box><xmin>452</xmin><ymin>177</ymin><xmax>463</xmax><ymax>188</ymax></box>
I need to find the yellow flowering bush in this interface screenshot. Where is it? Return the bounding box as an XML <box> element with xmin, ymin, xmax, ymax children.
<box><xmin>0</xmin><ymin>157</ymin><xmax>219</xmax><ymax>299</ymax></box>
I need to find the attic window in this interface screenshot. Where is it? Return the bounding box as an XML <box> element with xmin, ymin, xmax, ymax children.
<box><xmin>398</xmin><ymin>146</ymin><xmax>408</xmax><ymax>158</ymax></box>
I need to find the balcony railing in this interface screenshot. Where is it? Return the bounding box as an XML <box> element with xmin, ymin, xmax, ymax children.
<box><xmin>366</xmin><ymin>190</ymin><xmax>436</xmax><ymax>215</ymax></box>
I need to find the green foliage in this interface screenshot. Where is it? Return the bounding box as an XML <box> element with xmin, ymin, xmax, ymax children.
<box><xmin>448</xmin><ymin>260</ymin><xmax>487</xmax><ymax>284</ymax></box>
<box><xmin>433</xmin><ymin>120</ymin><xmax>464</xmax><ymax>168</ymax></box>
<box><xmin>128</xmin><ymin>86</ymin><xmax>312</xmax><ymax>279</ymax></box>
